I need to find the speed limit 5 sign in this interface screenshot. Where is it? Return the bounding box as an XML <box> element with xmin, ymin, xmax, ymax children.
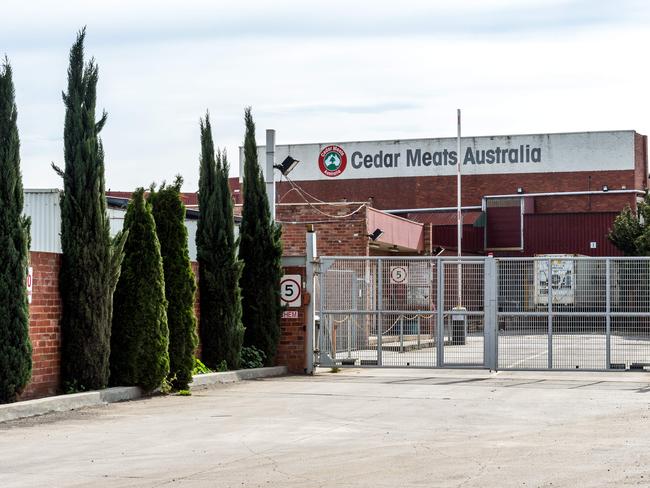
<box><xmin>280</xmin><ymin>275</ymin><xmax>302</xmax><ymax>307</ymax></box>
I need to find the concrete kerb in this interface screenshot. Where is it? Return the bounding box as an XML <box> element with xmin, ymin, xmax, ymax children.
<box><xmin>189</xmin><ymin>366</ymin><xmax>288</xmax><ymax>389</ymax></box>
<box><xmin>0</xmin><ymin>366</ymin><xmax>288</xmax><ymax>424</ymax></box>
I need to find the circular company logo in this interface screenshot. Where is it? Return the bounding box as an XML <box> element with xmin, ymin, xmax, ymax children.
<box><xmin>318</xmin><ymin>145</ymin><xmax>347</xmax><ymax>177</ymax></box>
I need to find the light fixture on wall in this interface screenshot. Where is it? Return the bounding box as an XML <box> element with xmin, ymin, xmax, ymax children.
<box><xmin>602</xmin><ymin>185</ymin><xmax>609</xmax><ymax>192</ymax></box>
<box><xmin>368</xmin><ymin>228</ymin><xmax>384</xmax><ymax>241</ymax></box>
<box><xmin>274</xmin><ymin>156</ymin><xmax>300</xmax><ymax>176</ymax></box>
<box><xmin>517</xmin><ymin>187</ymin><xmax>524</xmax><ymax>194</ymax></box>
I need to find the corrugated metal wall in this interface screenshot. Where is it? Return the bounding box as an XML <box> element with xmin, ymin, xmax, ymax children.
<box><xmin>108</xmin><ymin>208</ymin><xmax>200</xmax><ymax>261</ymax></box>
<box><xmin>524</xmin><ymin>212</ymin><xmax>622</xmax><ymax>256</ymax></box>
<box><xmin>430</xmin><ymin>225</ymin><xmax>484</xmax><ymax>253</ymax></box>
<box><xmin>24</xmin><ymin>190</ymin><xmax>204</xmax><ymax>260</ymax></box>
<box><xmin>24</xmin><ymin>190</ymin><xmax>61</xmax><ymax>253</ymax></box>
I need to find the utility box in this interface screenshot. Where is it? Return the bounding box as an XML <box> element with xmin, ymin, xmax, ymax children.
<box><xmin>451</xmin><ymin>307</ymin><xmax>467</xmax><ymax>345</ymax></box>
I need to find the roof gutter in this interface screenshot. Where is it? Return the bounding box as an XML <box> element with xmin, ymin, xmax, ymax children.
<box><xmin>483</xmin><ymin>189</ymin><xmax>645</xmax><ymax>199</ymax></box>
<box><xmin>383</xmin><ymin>206</ymin><xmax>482</xmax><ymax>214</ymax></box>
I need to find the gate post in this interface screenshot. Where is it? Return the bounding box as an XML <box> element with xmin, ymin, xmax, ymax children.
<box><xmin>547</xmin><ymin>258</ymin><xmax>553</xmax><ymax>369</ymax></box>
<box><xmin>484</xmin><ymin>256</ymin><xmax>498</xmax><ymax>370</ymax></box>
<box><xmin>606</xmin><ymin>259</ymin><xmax>611</xmax><ymax>369</ymax></box>
<box><xmin>377</xmin><ymin>258</ymin><xmax>383</xmax><ymax>366</ymax></box>
<box><xmin>436</xmin><ymin>258</ymin><xmax>444</xmax><ymax>367</ymax></box>
<box><xmin>305</xmin><ymin>228</ymin><xmax>317</xmax><ymax>374</ymax></box>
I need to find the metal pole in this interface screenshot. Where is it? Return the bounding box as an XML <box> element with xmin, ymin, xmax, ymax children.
<box><xmin>456</xmin><ymin>109</ymin><xmax>463</xmax><ymax>307</ymax></box>
<box><xmin>305</xmin><ymin>227</ymin><xmax>317</xmax><ymax>374</ymax></box>
<box><xmin>399</xmin><ymin>316</ymin><xmax>404</xmax><ymax>353</ymax></box>
<box><xmin>377</xmin><ymin>258</ymin><xmax>383</xmax><ymax>366</ymax></box>
<box><xmin>265</xmin><ymin>129</ymin><xmax>276</xmax><ymax>221</ymax></box>
<box><xmin>547</xmin><ymin>258</ymin><xmax>553</xmax><ymax>369</ymax></box>
<box><xmin>436</xmin><ymin>258</ymin><xmax>444</xmax><ymax>367</ymax></box>
<box><xmin>417</xmin><ymin>315</ymin><xmax>421</xmax><ymax>349</ymax></box>
<box><xmin>606</xmin><ymin>259</ymin><xmax>611</xmax><ymax>369</ymax></box>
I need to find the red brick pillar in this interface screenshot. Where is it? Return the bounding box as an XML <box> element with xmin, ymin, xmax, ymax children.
<box><xmin>276</xmin><ymin>266</ymin><xmax>307</xmax><ymax>373</ymax></box>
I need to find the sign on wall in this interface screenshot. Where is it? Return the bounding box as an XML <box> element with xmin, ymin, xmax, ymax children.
<box><xmin>280</xmin><ymin>275</ymin><xmax>302</xmax><ymax>308</ymax></box>
<box><xmin>26</xmin><ymin>267</ymin><xmax>33</xmax><ymax>305</ymax></box>
<box><xmin>241</xmin><ymin>131</ymin><xmax>635</xmax><ymax>182</ymax></box>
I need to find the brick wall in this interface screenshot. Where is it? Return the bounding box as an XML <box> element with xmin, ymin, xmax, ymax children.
<box><xmin>277</xmin><ymin>203</ymin><xmax>369</xmax><ymax>257</ymax></box>
<box><xmin>272</xmin><ymin>170</ymin><xmax>638</xmax><ymax>210</ymax></box>
<box><xmin>20</xmin><ymin>252</ymin><xmax>62</xmax><ymax>400</ymax></box>
<box><xmin>533</xmin><ymin>193</ymin><xmax>637</xmax><ymax>214</ymax></box>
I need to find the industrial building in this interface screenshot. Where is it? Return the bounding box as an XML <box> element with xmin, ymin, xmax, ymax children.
<box><xmin>234</xmin><ymin>129</ymin><xmax>648</xmax><ymax>257</ymax></box>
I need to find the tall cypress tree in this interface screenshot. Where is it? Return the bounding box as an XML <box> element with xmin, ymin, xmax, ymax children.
<box><xmin>196</xmin><ymin>113</ymin><xmax>244</xmax><ymax>369</ymax></box>
<box><xmin>53</xmin><ymin>29</ymin><xmax>126</xmax><ymax>391</ymax></box>
<box><xmin>149</xmin><ymin>177</ymin><xmax>198</xmax><ymax>390</ymax></box>
<box><xmin>110</xmin><ymin>189</ymin><xmax>169</xmax><ymax>391</ymax></box>
<box><xmin>238</xmin><ymin>107</ymin><xmax>283</xmax><ymax>365</ymax></box>
<box><xmin>0</xmin><ymin>58</ymin><xmax>32</xmax><ymax>403</ymax></box>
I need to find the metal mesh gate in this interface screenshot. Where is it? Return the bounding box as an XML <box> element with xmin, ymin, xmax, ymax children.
<box><xmin>497</xmin><ymin>257</ymin><xmax>650</xmax><ymax>371</ymax></box>
<box><xmin>316</xmin><ymin>257</ymin><xmax>486</xmax><ymax>368</ymax></box>
<box><xmin>315</xmin><ymin>256</ymin><xmax>650</xmax><ymax>371</ymax></box>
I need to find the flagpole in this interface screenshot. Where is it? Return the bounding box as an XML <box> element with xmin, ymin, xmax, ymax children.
<box><xmin>457</xmin><ymin>109</ymin><xmax>462</xmax><ymax>307</ymax></box>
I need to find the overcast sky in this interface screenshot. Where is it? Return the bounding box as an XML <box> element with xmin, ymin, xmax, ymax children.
<box><xmin>3</xmin><ymin>0</ymin><xmax>650</xmax><ymax>191</ymax></box>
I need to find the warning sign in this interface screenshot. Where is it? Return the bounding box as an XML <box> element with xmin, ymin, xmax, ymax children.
<box><xmin>280</xmin><ymin>275</ymin><xmax>302</xmax><ymax>307</ymax></box>
<box><xmin>389</xmin><ymin>266</ymin><xmax>408</xmax><ymax>285</ymax></box>
<box><xmin>26</xmin><ymin>267</ymin><xmax>33</xmax><ymax>304</ymax></box>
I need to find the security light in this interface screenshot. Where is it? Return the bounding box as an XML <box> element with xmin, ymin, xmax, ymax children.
<box><xmin>368</xmin><ymin>228</ymin><xmax>384</xmax><ymax>241</ymax></box>
<box><xmin>517</xmin><ymin>187</ymin><xmax>524</xmax><ymax>194</ymax></box>
<box><xmin>274</xmin><ymin>156</ymin><xmax>300</xmax><ymax>176</ymax></box>
<box><xmin>602</xmin><ymin>185</ymin><xmax>609</xmax><ymax>192</ymax></box>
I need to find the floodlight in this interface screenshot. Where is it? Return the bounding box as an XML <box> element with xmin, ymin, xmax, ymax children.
<box><xmin>368</xmin><ymin>228</ymin><xmax>384</xmax><ymax>241</ymax></box>
<box><xmin>275</xmin><ymin>156</ymin><xmax>300</xmax><ymax>176</ymax></box>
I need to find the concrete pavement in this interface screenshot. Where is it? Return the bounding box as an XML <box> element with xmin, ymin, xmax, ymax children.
<box><xmin>1</xmin><ymin>368</ymin><xmax>650</xmax><ymax>487</ymax></box>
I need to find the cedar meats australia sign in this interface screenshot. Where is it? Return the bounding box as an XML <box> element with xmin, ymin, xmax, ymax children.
<box><xmin>241</xmin><ymin>130</ymin><xmax>635</xmax><ymax>182</ymax></box>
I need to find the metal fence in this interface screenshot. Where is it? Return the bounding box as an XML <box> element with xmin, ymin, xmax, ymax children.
<box><xmin>315</xmin><ymin>256</ymin><xmax>650</xmax><ymax>371</ymax></box>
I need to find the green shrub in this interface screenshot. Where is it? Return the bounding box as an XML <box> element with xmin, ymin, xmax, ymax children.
<box><xmin>110</xmin><ymin>189</ymin><xmax>169</xmax><ymax>392</ymax></box>
<box><xmin>238</xmin><ymin>107</ymin><xmax>283</xmax><ymax>365</ymax></box>
<box><xmin>149</xmin><ymin>177</ymin><xmax>198</xmax><ymax>391</ymax></box>
<box><xmin>192</xmin><ymin>358</ymin><xmax>212</xmax><ymax>375</ymax></box>
<box><xmin>240</xmin><ymin>346</ymin><xmax>266</xmax><ymax>369</ymax></box>
<box><xmin>55</xmin><ymin>28</ymin><xmax>126</xmax><ymax>391</ymax></box>
<box><xmin>196</xmin><ymin>113</ymin><xmax>245</xmax><ymax>370</ymax></box>
<box><xmin>0</xmin><ymin>58</ymin><xmax>32</xmax><ymax>403</ymax></box>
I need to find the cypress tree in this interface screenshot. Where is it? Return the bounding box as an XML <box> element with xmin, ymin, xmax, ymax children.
<box><xmin>238</xmin><ymin>107</ymin><xmax>283</xmax><ymax>365</ymax></box>
<box><xmin>0</xmin><ymin>58</ymin><xmax>32</xmax><ymax>403</ymax></box>
<box><xmin>110</xmin><ymin>189</ymin><xmax>169</xmax><ymax>391</ymax></box>
<box><xmin>149</xmin><ymin>177</ymin><xmax>198</xmax><ymax>390</ymax></box>
<box><xmin>53</xmin><ymin>29</ymin><xmax>126</xmax><ymax>391</ymax></box>
<box><xmin>196</xmin><ymin>113</ymin><xmax>244</xmax><ymax>369</ymax></box>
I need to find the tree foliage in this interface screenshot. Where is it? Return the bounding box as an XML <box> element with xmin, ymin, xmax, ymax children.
<box><xmin>608</xmin><ymin>194</ymin><xmax>650</xmax><ymax>256</ymax></box>
<box><xmin>110</xmin><ymin>189</ymin><xmax>169</xmax><ymax>391</ymax></box>
<box><xmin>196</xmin><ymin>113</ymin><xmax>244</xmax><ymax>369</ymax></box>
<box><xmin>238</xmin><ymin>107</ymin><xmax>283</xmax><ymax>365</ymax></box>
<box><xmin>149</xmin><ymin>177</ymin><xmax>198</xmax><ymax>390</ymax></box>
<box><xmin>0</xmin><ymin>58</ymin><xmax>32</xmax><ymax>403</ymax></box>
<box><xmin>53</xmin><ymin>29</ymin><xmax>126</xmax><ymax>391</ymax></box>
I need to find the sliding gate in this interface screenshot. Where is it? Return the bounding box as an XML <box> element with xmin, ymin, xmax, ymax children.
<box><xmin>316</xmin><ymin>256</ymin><xmax>650</xmax><ymax>371</ymax></box>
<box><xmin>316</xmin><ymin>256</ymin><xmax>491</xmax><ymax>368</ymax></box>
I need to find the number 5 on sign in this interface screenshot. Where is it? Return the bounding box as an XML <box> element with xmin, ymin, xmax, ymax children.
<box><xmin>280</xmin><ymin>275</ymin><xmax>302</xmax><ymax>307</ymax></box>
